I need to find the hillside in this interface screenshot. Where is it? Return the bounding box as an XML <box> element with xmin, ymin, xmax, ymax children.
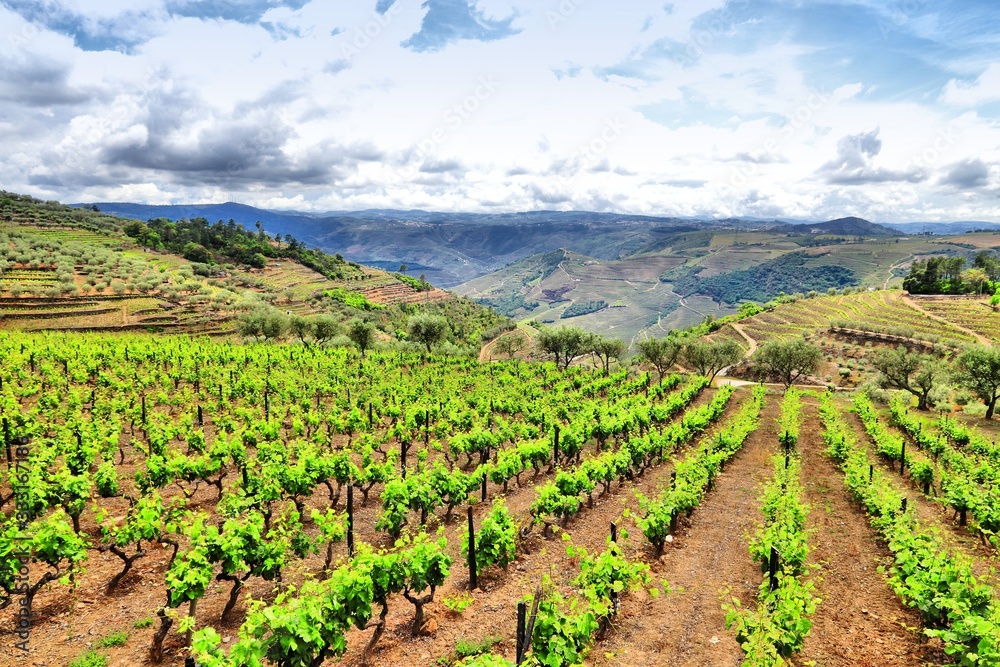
<box><xmin>1</xmin><ymin>192</ymin><xmax>505</xmax><ymax>345</ymax></box>
<box><xmin>86</xmin><ymin>202</ymin><xmax>784</xmax><ymax>287</ymax></box>
<box><xmin>456</xmin><ymin>226</ymin><xmax>1000</xmax><ymax>342</ymax></box>
<box><xmin>775</xmin><ymin>216</ymin><xmax>901</xmax><ymax>236</ymax></box>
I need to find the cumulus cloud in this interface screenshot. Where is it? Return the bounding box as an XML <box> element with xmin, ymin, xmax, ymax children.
<box><xmin>941</xmin><ymin>63</ymin><xmax>1000</xmax><ymax>107</ymax></box>
<box><xmin>419</xmin><ymin>157</ymin><xmax>464</xmax><ymax>174</ymax></box>
<box><xmin>940</xmin><ymin>159</ymin><xmax>990</xmax><ymax>189</ymax></box>
<box><xmin>818</xmin><ymin>129</ymin><xmax>926</xmax><ymax>185</ymax></box>
<box><xmin>0</xmin><ymin>55</ymin><xmax>93</xmax><ymax>106</ymax></box>
<box><xmin>1</xmin><ymin>0</ymin><xmax>312</xmax><ymax>52</ymax></box>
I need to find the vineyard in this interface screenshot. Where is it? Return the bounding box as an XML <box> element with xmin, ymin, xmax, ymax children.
<box><xmin>3</xmin><ymin>330</ymin><xmax>1000</xmax><ymax>666</ymax></box>
<box><xmin>714</xmin><ymin>290</ymin><xmax>977</xmax><ymax>349</ymax></box>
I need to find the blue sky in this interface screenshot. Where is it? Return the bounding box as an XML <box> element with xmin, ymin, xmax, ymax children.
<box><xmin>0</xmin><ymin>0</ymin><xmax>998</xmax><ymax>221</ymax></box>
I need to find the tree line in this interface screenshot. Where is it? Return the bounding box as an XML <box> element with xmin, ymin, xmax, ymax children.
<box><xmin>902</xmin><ymin>251</ymin><xmax>1000</xmax><ymax>296</ymax></box>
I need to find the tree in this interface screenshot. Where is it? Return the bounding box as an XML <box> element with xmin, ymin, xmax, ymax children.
<box><xmin>182</xmin><ymin>242</ymin><xmax>212</xmax><ymax>264</ymax></box>
<box><xmin>871</xmin><ymin>347</ymin><xmax>943</xmax><ymax>410</ymax></box>
<box><xmin>588</xmin><ymin>335</ymin><xmax>626</xmax><ymax>376</ymax></box>
<box><xmin>537</xmin><ymin>327</ymin><xmax>590</xmax><ymax>370</ymax></box>
<box><xmin>347</xmin><ymin>318</ymin><xmax>376</xmax><ymax>357</ymax></box>
<box><xmin>953</xmin><ymin>345</ymin><xmax>1000</xmax><ymax>419</ymax></box>
<box><xmin>407</xmin><ymin>314</ymin><xmax>449</xmax><ymax>353</ymax></box>
<box><xmin>289</xmin><ymin>316</ymin><xmax>314</xmax><ymax>346</ymax></box>
<box><xmin>682</xmin><ymin>339</ymin><xmax>742</xmax><ymax>381</ymax></box>
<box><xmin>965</xmin><ymin>267</ymin><xmax>990</xmax><ymax>295</ymax></box>
<box><xmin>975</xmin><ymin>251</ymin><xmax>1000</xmax><ymax>281</ymax></box>
<box><xmin>260</xmin><ymin>311</ymin><xmax>288</xmax><ymax>340</ymax></box>
<box><xmin>312</xmin><ymin>315</ymin><xmax>340</xmax><ymax>346</ymax></box>
<box><xmin>494</xmin><ymin>332</ymin><xmax>526</xmax><ymax>359</ymax></box>
<box><xmin>637</xmin><ymin>337</ymin><xmax>684</xmax><ymax>385</ymax></box>
<box><xmin>752</xmin><ymin>338</ymin><xmax>822</xmax><ymax>388</ymax></box>
<box><xmin>237</xmin><ymin>309</ymin><xmax>266</xmax><ymax>339</ymax></box>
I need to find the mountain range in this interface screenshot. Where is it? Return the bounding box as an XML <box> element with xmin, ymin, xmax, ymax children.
<box><xmin>82</xmin><ymin>202</ymin><xmax>918</xmax><ymax>286</ymax></box>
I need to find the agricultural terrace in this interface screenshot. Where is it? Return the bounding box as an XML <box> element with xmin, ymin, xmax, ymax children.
<box><xmin>912</xmin><ymin>296</ymin><xmax>1000</xmax><ymax>343</ymax></box>
<box><xmin>714</xmin><ymin>289</ymin><xmax>975</xmax><ymax>350</ymax></box>
<box><xmin>1</xmin><ymin>223</ymin><xmax>498</xmax><ymax>341</ymax></box>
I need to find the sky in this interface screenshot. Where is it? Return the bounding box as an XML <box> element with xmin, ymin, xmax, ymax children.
<box><xmin>1</xmin><ymin>0</ymin><xmax>999</xmax><ymax>222</ymax></box>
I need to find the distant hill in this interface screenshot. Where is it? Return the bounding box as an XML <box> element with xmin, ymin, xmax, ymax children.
<box><xmin>776</xmin><ymin>216</ymin><xmax>900</xmax><ymax>236</ymax></box>
<box><xmin>882</xmin><ymin>221</ymin><xmax>1000</xmax><ymax>235</ymax></box>
<box><xmin>80</xmin><ymin>203</ymin><xmax>770</xmax><ymax>287</ymax></box>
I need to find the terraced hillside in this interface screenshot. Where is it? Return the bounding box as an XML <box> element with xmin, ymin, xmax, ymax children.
<box><xmin>710</xmin><ymin>290</ymin><xmax>976</xmax><ymax>351</ymax></box>
<box><xmin>0</xmin><ymin>192</ymin><xmax>505</xmax><ymax>343</ymax></box>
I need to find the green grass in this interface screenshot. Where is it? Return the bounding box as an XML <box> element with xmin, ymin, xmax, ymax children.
<box><xmin>132</xmin><ymin>617</ymin><xmax>154</xmax><ymax>629</ymax></box>
<box><xmin>67</xmin><ymin>649</ymin><xmax>108</xmax><ymax>667</ymax></box>
<box><xmin>97</xmin><ymin>631</ymin><xmax>129</xmax><ymax>647</ymax></box>
<box><xmin>455</xmin><ymin>635</ymin><xmax>503</xmax><ymax>658</ymax></box>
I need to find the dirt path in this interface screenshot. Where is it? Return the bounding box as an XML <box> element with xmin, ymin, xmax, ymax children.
<box><xmin>902</xmin><ymin>296</ymin><xmax>990</xmax><ymax>345</ymax></box>
<box><xmin>729</xmin><ymin>322</ymin><xmax>757</xmax><ymax>357</ymax></box>
<box><xmin>797</xmin><ymin>398</ymin><xmax>940</xmax><ymax>666</ymax></box>
<box><xmin>337</xmin><ymin>390</ymin><xmax>751</xmax><ymax>667</ymax></box>
<box><xmin>585</xmin><ymin>391</ymin><xmax>782</xmax><ymax>667</ymax></box>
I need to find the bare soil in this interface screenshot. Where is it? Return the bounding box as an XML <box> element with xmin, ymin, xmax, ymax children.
<box><xmin>797</xmin><ymin>397</ymin><xmax>943</xmax><ymax>666</ymax></box>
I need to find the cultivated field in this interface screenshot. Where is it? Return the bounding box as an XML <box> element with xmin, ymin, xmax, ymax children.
<box><xmin>3</xmin><ymin>332</ymin><xmax>1000</xmax><ymax>667</ymax></box>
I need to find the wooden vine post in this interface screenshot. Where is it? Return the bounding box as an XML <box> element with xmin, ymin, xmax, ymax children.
<box><xmin>552</xmin><ymin>424</ymin><xmax>560</xmax><ymax>468</ymax></box>
<box><xmin>467</xmin><ymin>507</ymin><xmax>478</xmax><ymax>591</ymax></box>
<box><xmin>515</xmin><ymin>601</ymin><xmax>526</xmax><ymax>665</ymax></box>
<box><xmin>768</xmin><ymin>546</ymin><xmax>779</xmax><ymax>592</ymax></box>
<box><xmin>347</xmin><ymin>484</ymin><xmax>355</xmax><ymax>557</ymax></box>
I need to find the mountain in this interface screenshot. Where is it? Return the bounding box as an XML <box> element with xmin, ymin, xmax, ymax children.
<box><xmin>882</xmin><ymin>221</ymin><xmax>1000</xmax><ymax>235</ymax></box>
<box><xmin>775</xmin><ymin>216</ymin><xmax>901</xmax><ymax>236</ymax></box>
<box><xmin>81</xmin><ymin>203</ymin><xmax>771</xmax><ymax>287</ymax></box>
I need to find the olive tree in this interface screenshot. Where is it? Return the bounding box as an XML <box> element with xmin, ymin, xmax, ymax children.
<box><xmin>753</xmin><ymin>338</ymin><xmax>822</xmax><ymax>389</ymax></box>
<box><xmin>588</xmin><ymin>335</ymin><xmax>626</xmax><ymax>376</ymax></box>
<box><xmin>871</xmin><ymin>346</ymin><xmax>943</xmax><ymax>410</ymax></box>
<box><xmin>682</xmin><ymin>339</ymin><xmax>743</xmax><ymax>381</ymax></box>
<box><xmin>637</xmin><ymin>337</ymin><xmax>684</xmax><ymax>385</ymax></box>
<box><xmin>407</xmin><ymin>314</ymin><xmax>449</xmax><ymax>353</ymax></box>
<box><xmin>537</xmin><ymin>326</ymin><xmax>591</xmax><ymax>370</ymax></box>
<box><xmin>347</xmin><ymin>318</ymin><xmax>376</xmax><ymax>357</ymax></box>
<box><xmin>953</xmin><ymin>345</ymin><xmax>1000</xmax><ymax>418</ymax></box>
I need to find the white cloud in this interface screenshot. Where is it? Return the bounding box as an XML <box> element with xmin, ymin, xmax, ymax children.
<box><xmin>941</xmin><ymin>63</ymin><xmax>1000</xmax><ymax>107</ymax></box>
<box><xmin>1</xmin><ymin>0</ymin><xmax>999</xmax><ymax>221</ymax></box>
